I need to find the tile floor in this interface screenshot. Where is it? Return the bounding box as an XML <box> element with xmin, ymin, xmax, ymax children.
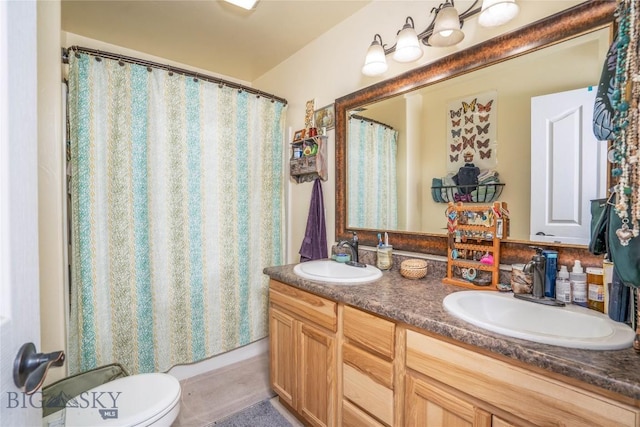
<box><xmin>173</xmin><ymin>352</ymin><xmax>302</xmax><ymax>426</ymax></box>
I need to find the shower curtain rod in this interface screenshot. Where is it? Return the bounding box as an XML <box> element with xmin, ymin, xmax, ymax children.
<box><xmin>63</xmin><ymin>46</ymin><xmax>288</xmax><ymax>106</ymax></box>
<box><xmin>350</xmin><ymin>114</ymin><xmax>394</xmax><ymax>130</ymax></box>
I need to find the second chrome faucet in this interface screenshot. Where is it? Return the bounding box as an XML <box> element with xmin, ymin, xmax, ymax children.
<box><xmin>338</xmin><ymin>231</ymin><xmax>366</xmax><ymax>268</ymax></box>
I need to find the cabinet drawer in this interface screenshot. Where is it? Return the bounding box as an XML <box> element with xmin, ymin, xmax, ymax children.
<box><xmin>343</xmin><ymin>399</ymin><xmax>386</xmax><ymax>427</ymax></box>
<box><xmin>343</xmin><ymin>363</ymin><xmax>393</xmax><ymax>426</ymax></box>
<box><xmin>343</xmin><ymin>342</ymin><xmax>393</xmax><ymax>389</ymax></box>
<box><xmin>343</xmin><ymin>305</ymin><xmax>395</xmax><ymax>359</ymax></box>
<box><xmin>406</xmin><ymin>330</ymin><xmax>640</xmax><ymax>427</ymax></box>
<box><xmin>269</xmin><ymin>280</ymin><xmax>337</xmax><ymax>332</ymax></box>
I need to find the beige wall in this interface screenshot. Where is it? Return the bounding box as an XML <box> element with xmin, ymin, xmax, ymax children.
<box><xmin>38</xmin><ymin>0</ymin><xmax>67</xmax><ymax>384</ymax></box>
<box><xmin>253</xmin><ymin>0</ymin><xmax>583</xmax><ymax>262</ymax></box>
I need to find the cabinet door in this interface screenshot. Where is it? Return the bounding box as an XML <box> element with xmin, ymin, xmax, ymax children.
<box><xmin>269</xmin><ymin>307</ymin><xmax>297</xmax><ymax>409</ymax></box>
<box><xmin>405</xmin><ymin>373</ymin><xmax>491</xmax><ymax>427</ymax></box>
<box><xmin>299</xmin><ymin>322</ymin><xmax>336</xmax><ymax>427</ymax></box>
<box><xmin>492</xmin><ymin>416</ymin><xmax>520</xmax><ymax>427</ymax></box>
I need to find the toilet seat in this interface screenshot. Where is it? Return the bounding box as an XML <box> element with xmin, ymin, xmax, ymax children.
<box><xmin>60</xmin><ymin>373</ymin><xmax>181</xmax><ymax>427</ymax></box>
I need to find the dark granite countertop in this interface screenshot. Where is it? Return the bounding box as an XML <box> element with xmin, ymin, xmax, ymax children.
<box><xmin>263</xmin><ymin>261</ymin><xmax>640</xmax><ymax>404</ymax></box>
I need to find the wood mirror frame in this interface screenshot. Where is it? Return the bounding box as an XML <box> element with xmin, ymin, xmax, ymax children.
<box><xmin>335</xmin><ymin>1</ymin><xmax>615</xmax><ymax>266</ymax></box>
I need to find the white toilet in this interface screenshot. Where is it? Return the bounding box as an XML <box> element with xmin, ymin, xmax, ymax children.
<box><xmin>42</xmin><ymin>373</ymin><xmax>181</xmax><ymax>427</ymax></box>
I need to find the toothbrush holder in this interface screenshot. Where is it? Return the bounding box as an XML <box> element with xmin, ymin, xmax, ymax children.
<box><xmin>376</xmin><ymin>245</ymin><xmax>393</xmax><ymax>270</ymax></box>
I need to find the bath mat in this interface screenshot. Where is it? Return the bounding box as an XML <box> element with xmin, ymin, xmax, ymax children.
<box><xmin>210</xmin><ymin>399</ymin><xmax>293</xmax><ymax>427</ymax></box>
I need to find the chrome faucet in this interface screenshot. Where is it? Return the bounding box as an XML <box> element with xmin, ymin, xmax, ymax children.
<box><xmin>514</xmin><ymin>247</ymin><xmax>564</xmax><ymax>306</ymax></box>
<box><xmin>338</xmin><ymin>232</ymin><xmax>365</xmax><ymax>268</ymax></box>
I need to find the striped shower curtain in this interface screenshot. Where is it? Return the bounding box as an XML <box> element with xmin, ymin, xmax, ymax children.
<box><xmin>67</xmin><ymin>52</ymin><xmax>287</xmax><ymax>375</ymax></box>
<box><xmin>348</xmin><ymin>117</ymin><xmax>398</xmax><ymax>229</ymax></box>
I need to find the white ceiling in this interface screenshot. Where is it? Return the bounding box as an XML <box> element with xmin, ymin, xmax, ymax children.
<box><xmin>61</xmin><ymin>0</ymin><xmax>371</xmax><ymax>82</ymax></box>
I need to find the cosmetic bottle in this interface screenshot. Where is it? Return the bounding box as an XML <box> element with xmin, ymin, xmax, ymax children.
<box><xmin>587</xmin><ymin>267</ymin><xmax>605</xmax><ymax>312</ymax></box>
<box><xmin>542</xmin><ymin>249</ymin><xmax>557</xmax><ymax>298</ymax></box>
<box><xmin>555</xmin><ymin>265</ymin><xmax>571</xmax><ymax>303</ymax></box>
<box><xmin>570</xmin><ymin>260</ymin><xmax>587</xmax><ymax>307</ymax></box>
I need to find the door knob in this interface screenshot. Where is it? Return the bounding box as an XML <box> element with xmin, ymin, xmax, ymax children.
<box><xmin>13</xmin><ymin>342</ymin><xmax>65</xmax><ymax>395</ymax></box>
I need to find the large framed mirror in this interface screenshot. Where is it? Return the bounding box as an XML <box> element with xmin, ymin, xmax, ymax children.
<box><xmin>335</xmin><ymin>1</ymin><xmax>615</xmax><ymax>264</ymax></box>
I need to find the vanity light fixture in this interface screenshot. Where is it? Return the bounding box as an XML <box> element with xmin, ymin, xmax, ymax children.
<box><xmin>429</xmin><ymin>2</ymin><xmax>465</xmax><ymax>47</ymax></box>
<box><xmin>393</xmin><ymin>17</ymin><xmax>424</xmax><ymax>63</ymax></box>
<box><xmin>362</xmin><ymin>0</ymin><xmax>519</xmax><ymax>76</ymax></box>
<box><xmin>362</xmin><ymin>34</ymin><xmax>389</xmax><ymax>76</ymax></box>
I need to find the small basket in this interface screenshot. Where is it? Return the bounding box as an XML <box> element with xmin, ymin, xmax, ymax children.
<box><xmin>400</xmin><ymin>259</ymin><xmax>428</xmax><ymax>279</ymax></box>
<box><xmin>430</xmin><ymin>183</ymin><xmax>505</xmax><ymax>203</ymax></box>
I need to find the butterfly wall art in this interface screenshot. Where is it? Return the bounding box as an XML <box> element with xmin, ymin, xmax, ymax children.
<box><xmin>447</xmin><ymin>90</ymin><xmax>498</xmax><ymax>172</ymax></box>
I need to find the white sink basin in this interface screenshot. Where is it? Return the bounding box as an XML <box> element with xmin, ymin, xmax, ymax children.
<box><xmin>293</xmin><ymin>259</ymin><xmax>382</xmax><ymax>284</ymax></box>
<box><xmin>443</xmin><ymin>291</ymin><xmax>635</xmax><ymax>350</ymax></box>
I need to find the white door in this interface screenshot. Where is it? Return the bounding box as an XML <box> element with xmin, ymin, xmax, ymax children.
<box><xmin>0</xmin><ymin>1</ymin><xmax>42</xmax><ymax>426</ymax></box>
<box><xmin>530</xmin><ymin>87</ymin><xmax>607</xmax><ymax>245</ymax></box>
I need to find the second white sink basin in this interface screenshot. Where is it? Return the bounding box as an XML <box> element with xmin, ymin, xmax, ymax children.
<box><xmin>443</xmin><ymin>291</ymin><xmax>635</xmax><ymax>350</ymax></box>
<box><xmin>293</xmin><ymin>259</ymin><xmax>382</xmax><ymax>284</ymax></box>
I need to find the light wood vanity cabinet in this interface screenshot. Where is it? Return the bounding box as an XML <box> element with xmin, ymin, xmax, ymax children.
<box><xmin>405</xmin><ymin>329</ymin><xmax>640</xmax><ymax>427</ymax></box>
<box><xmin>342</xmin><ymin>305</ymin><xmax>398</xmax><ymax>427</ymax></box>
<box><xmin>268</xmin><ymin>280</ymin><xmax>640</xmax><ymax>427</ymax></box>
<box><xmin>405</xmin><ymin>372</ymin><xmax>493</xmax><ymax>426</ymax></box>
<box><xmin>269</xmin><ymin>280</ymin><xmax>338</xmax><ymax>427</ymax></box>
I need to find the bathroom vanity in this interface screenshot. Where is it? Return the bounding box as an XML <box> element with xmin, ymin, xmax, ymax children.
<box><xmin>264</xmin><ymin>264</ymin><xmax>640</xmax><ymax>427</ymax></box>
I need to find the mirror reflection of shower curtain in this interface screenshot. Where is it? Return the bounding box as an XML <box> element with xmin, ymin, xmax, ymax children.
<box><xmin>348</xmin><ymin>117</ymin><xmax>398</xmax><ymax>229</ymax></box>
<box><xmin>67</xmin><ymin>51</ymin><xmax>286</xmax><ymax>376</ymax></box>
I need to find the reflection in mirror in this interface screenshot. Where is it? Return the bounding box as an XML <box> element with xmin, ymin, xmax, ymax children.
<box><xmin>347</xmin><ymin>115</ymin><xmax>398</xmax><ymax>229</ymax></box>
<box><xmin>349</xmin><ymin>28</ymin><xmax>610</xmax><ymax>242</ymax></box>
<box><xmin>335</xmin><ymin>1</ymin><xmax>616</xmax><ymax>257</ymax></box>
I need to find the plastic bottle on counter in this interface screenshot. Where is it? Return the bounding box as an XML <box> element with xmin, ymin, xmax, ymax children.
<box><xmin>587</xmin><ymin>267</ymin><xmax>605</xmax><ymax>313</ymax></box>
<box><xmin>555</xmin><ymin>265</ymin><xmax>571</xmax><ymax>304</ymax></box>
<box><xmin>570</xmin><ymin>260</ymin><xmax>587</xmax><ymax>307</ymax></box>
<box><xmin>542</xmin><ymin>249</ymin><xmax>558</xmax><ymax>298</ymax></box>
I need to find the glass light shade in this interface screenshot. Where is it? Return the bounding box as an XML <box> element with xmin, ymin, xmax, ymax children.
<box><xmin>362</xmin><ymin>40</ymin><xmax>388</xmax><ymax>76</ymax></box>
<box><xmin>223</xmin><ymin>0</ymin><xmax>258</xmax><ymax>10</ymax></box>
<box><xmin>393</xmin><ymin>25</ymin><xmax>423</xmax><ymax>63</ymax></box>
<box><xmin>428</xmin><ymin>5</ymin><xmax>464</xmax><ymax>47</ymax></box>
<box><xmin>478</xmin><ymin>0</ymin><xmax>519</xmax><ymax>27</ymax></box>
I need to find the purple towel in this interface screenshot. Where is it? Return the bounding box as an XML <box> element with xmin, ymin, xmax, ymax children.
<box><xmin>299</xmin><ymin>178</ymin><xmax>328</xmax><ymax>262</ymax></box>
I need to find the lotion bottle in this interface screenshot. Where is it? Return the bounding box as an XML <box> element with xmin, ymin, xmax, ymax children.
<box><xmin>570</xmin><ymin>260</ymin><xmax>587</xmax><ymax>307</ymax></box>
<box><xmin>555</xmin><ymin>265</ymin><xmax>571</xmax><ymax>303</ymax></box>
